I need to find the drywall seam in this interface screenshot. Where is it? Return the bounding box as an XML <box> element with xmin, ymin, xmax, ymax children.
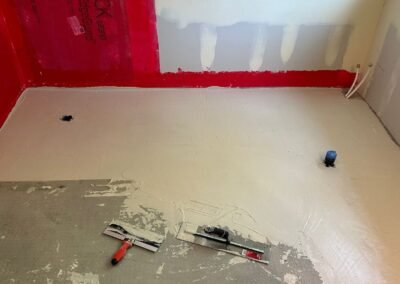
<box><xmin>378</xmin><ymin>57</ymin><xmax>400</xmax><ymax>115</ymax></box>
<box><xmin>200</xmin><ymin>24</ymin><xmax>217</xmax><ymax>71</ymax></box>
<box><xmin>249</xmin><ymin>25</ymin><xmax>267</xmax><ymax>71</ymax></box>
<box><xmin>363</xmin><ymin>0</ymin><xmax>400</xmax><ymax>145</ymax></box>
<box><xmin>280</xmin><ymin>25</ymin><xmax>298</xmax><ymax>64</ymax></box>
<box><xmin>325</xmin><ymin>26</ymin><xmax>346</xmax><ymax>67</ymax></box>
<box><xmin>363</xmin><ymin>0</ymin><xmax>400</xmax><ymax>92</ymax></box>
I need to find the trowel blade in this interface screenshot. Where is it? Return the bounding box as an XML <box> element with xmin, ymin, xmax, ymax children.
<box><xmin>176</xmin><ymin>222</ymin><xmax>270</xmax><ymax>265</ymax></box>
<box><xmin>103</xmin><ymin>219</ymin><xmax>165</xmax><ymax>252</ymax></box>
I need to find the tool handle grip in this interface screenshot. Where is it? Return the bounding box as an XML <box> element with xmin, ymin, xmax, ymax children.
<box><xmin>204</xmin><ymin>226</ymin><xmax>230</xmax><ymax>241</ymax></box>
<box><xmin>111</xmin><ymin>240</ymin><xmax>133</xmax><ymax>265</ymax></box>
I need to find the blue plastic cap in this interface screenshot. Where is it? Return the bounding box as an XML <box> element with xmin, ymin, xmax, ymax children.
<box><xmin>324</xmin><ymin>150</ymin><xmax>337</xmax><ymax>167</ymax></box>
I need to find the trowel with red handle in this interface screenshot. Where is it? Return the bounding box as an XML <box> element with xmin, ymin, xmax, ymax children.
<box><xmin>103</xmin><ymin>220</ymin><xmax>165</xmax><ymax>265</ymax></box>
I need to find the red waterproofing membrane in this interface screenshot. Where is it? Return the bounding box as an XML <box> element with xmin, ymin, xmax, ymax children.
<box><xmin>14</xmin><ymin>0</ymin><xmax>134</xmax><ymax>86</ymax></box>
<box><xmin>0</xmin><ymin>0</ymin><xmax>38</xmax><ymax>127</ymax></box>
<box><xmin>0</xmin><ymin>22</ymin><xmax>20</xmax><ymax>127</ymax></box>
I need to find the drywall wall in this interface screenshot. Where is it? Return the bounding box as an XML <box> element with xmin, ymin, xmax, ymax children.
<box><xmin>156</xmin><ymin>0</ymin><xmax>384</xmax><ymax>73</ymax></box>
<box><xmin>365</xmin><ymin>0</ymin><xmax>400</xmax><ymax>144</ymax></box>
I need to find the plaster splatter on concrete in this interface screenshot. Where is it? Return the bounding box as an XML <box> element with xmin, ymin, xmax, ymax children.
<box><xmin>193</xmin><ymin>275</ymin><xmax>208</xmax><ymax>282</ymax></box>
<box><xmin>84</xmin><ymin>180</ymin><xmax>134</xmax><ymax>197</ymax></box>
<box><xmin>27</xmin><ymin>264</ymin><xmax>52</xmax><ymax>274</ymax></box>
<box><xmin>170</xmin><ymin>243</ymin><xmax>192</xmax><ymax>258</ymax></box>
<box><xmin>26</xmin><ymin>187</ymin><xmax>36</xmax><ymax>194</ymax></box>
<box><xmin>258</xmin><ymin>264</ymin><xmax>283</xmax><ymax>282</ymax></box>
<box><xmin>70</xmin><ymin>259</ymin><xmax>78</xmax><ymax>271</ymax></box>
<box><xmin>44</xmin><ymin>264</ymin><xmax>52</xmax><ymax>272</ymax></box>
<box><xmin>68</xmin><ymin>272</ymin><xmax>99</xmax><ymax>284</ymax></box>
<box><xmin>1</xmin><ymin>235</ymin><xmax>5</xmax><ymax>240</ymax></box>
<box><xmin>97</xmin><ymin>203</ymin><xmax>105</xmax><ymax>207</ymax></box>
<box><xmin>225</xmin><ymin>275</ymin><xmax>236</xmax><ymax>281</ymax></box>
<box><xmin>280</xmin><ymin>249</ymin><xmax>292</xmax><ymax>264</ymax></box>
<box><xmin>47</xmin><ymin>187</ymin><xmax>67</xmax><ymax>196</ymax></box>
<box><xmin>98</xmin><ymin>185</ymin><xmax>170</xmax><ymax>238</ymax></box>
<box><xmin>228</xmin><ymin>257</ymin><xmax>248</xmax><ymax>265</ymax></box>
<box><xmin>156</xmin><ymin>262</ymin><xmax>165</xmax><ymax>276</ymax></box>
<box><xmin>284</xmin><ymin>273</ymin><xmax>299</xmax><ymax>284</ymax></box>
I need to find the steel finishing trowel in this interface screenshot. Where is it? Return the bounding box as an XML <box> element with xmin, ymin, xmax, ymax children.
<box><xmin>103</xmin><ymin>220</ymin><xmax>165</xmax><ymax>265</ymax></box>
<box><xmin>176</xmin><ymin>222</ymin><xmax>270</xmax><ymax>265</ymax></box>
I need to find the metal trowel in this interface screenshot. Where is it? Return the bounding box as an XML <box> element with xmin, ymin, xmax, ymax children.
<box><xmin>103</xmin><ymin>220</ymin><xmax>165</xmax><ymax>265</ymax></box>
<box><xmin>176</xmin><ymin>222</ymin><xmax>270</xmax><ymax>264</ymax></box>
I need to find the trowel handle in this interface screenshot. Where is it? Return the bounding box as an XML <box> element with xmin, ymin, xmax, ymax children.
<box><xmin>111</xmin><ymin>240</ymin><xmax>133</xmax><ymax>265</ymax></box>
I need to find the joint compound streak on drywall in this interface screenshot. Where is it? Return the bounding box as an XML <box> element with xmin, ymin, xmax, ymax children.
<box><xmin>249</xmin><ymin>25</ymin><xmax>267</xmax><ymax>71</ymax></box>
<box><xmin>200</xmin><ymin>25</ymin><xmax>217</xmax><ymax>71</ymax></box>
<box><xmin>280</xmin><ymin>25</ymin><xmax>298</xmax><ymax>64</ymax></box>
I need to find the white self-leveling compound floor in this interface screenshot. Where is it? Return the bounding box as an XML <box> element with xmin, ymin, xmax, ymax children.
<box><xmin>0</xmin><ymin>87</ymin><xmax>399</xmax><ymax>283</ymax></box>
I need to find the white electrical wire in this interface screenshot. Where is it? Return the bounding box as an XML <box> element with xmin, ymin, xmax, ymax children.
<box><xmin>346</xmin><ymin>64</ymin><xmax>373</xmax><ymax>99</ymax></box>
<box><xmin>345</xmin><ymin>64</ymin><xmax>360</xmax><ymax>97</ymax></box>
